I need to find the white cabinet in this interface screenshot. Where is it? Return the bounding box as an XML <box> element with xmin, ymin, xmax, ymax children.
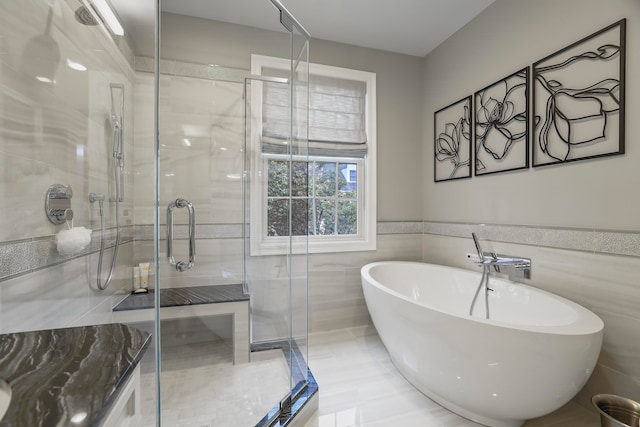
<box><xmin>101</xmin><ymin>365</ymin><xmax>141</xmax><ymax>427</ymax></box>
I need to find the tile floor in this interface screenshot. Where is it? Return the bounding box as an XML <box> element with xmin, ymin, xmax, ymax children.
<box><xmin>135</xmin><ymin>325</ymin><xmax>601</xmax><ymax>427</ymax></box>
<box><xmin>304</xmin><ymin>326</ymin><xmax>601</xmax><ymax>427</ymax></box>
<box><xmin>139</xmin><ymin>341</ymin><xmax>290</xmax><ymax>427</ymax></box>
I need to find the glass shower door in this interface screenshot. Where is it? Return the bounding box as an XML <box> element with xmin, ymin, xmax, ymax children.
<box><xmin>288</xmin><ymin>27</ymin><xmax>310</xmax><ymax>401</ymax></box>
<box><xmin>242</xmin><ymin>14</ymin><xmax>311</xmax><ymax>421</ymax></box>
<box><xmin>153</xmin><ymin>1</ymin><xmax>309</xmax><ymax>426</ymax></box>
<box><xmin>154</xmin><ymin>61</ymin><xmax>292</xmax><ymax>427</ymax></box>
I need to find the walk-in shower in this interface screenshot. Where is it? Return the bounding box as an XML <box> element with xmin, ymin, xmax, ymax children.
<box><xmin>0</xmin><ymin>0</ymin><xmax>313</xmax><ymax>425</ymax></box>
<box><xmin>90</xmin><ymin>83</ymin><xmax>125</xmax><ymax>290</ymax></box>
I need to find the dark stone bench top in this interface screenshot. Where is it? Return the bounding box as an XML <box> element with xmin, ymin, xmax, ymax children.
<box><xmin>0</xmin><ymin>324</ymin><xmax>150</xmax><ymax>427</ymax></box>
<box><xmin>113</xmin><ymin>284</ymin><xmax>248</xmax><ymax>312</ymax></box>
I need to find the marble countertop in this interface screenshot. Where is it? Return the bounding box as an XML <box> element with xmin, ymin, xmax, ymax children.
<box><xmin>0</xmin><ymin>323</ymin><xmax>150</xmax><ymax>426</ymax></box>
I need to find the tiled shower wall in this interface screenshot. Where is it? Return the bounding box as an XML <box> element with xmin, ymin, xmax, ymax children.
<box><xmin>0</xmin><ymin>32</ymin><xmax>423</xmax><ymax>340</ymax></box>
<box><xmin>0</xmin><ymin>0</ymin><xmax>136</xmax><ymax>333</ymax></box>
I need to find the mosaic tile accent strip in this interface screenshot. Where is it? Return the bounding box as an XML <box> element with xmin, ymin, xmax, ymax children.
<box><xmin>594</xmin><ymin>231</ymin><xmax>640</xmax><ymax>257</ymax></box>
<box><xmin>134</xmin><ymin>56</ymin><xmax>250</xmax><ymax>83</ymax></box>
<box><xmin>424</xmin><ymin>221</ymin><xmax>640</xmax><ymax>257</ymax></box>
<box><xmin>5</xmin><ymin>221</ymin><xmax>635</xmax><ymax>283</ymax></box>
<box><xmin>377</xmin><ymin>221</ymin><xmax>423</xmax><ymax>235</ymax></box>
<box><xmin>135</xmin><ymin>222</ymin><xmax>422</xmax><ymax>241</ymax></box>
<box><xmin>0</xmin><ymin>226</ymin><xmax>134</xmax><ymax>283</ymax></box>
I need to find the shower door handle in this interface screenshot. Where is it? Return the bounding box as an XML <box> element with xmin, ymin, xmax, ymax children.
<box><xmin>167</xmin><ymin>198</ymin><xmax>196</xmax><ymax>272</ymax></box>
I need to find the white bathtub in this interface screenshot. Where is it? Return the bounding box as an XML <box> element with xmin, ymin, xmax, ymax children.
<box><xmin>361</xmin><ymin>261</ymin><xmax>603</xmax><ymax>427</ymax></box>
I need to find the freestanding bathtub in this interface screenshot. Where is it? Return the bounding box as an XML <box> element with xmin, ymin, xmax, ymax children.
<box><xmin>361</xmin><ymin>261</ymin><xmax>603</xmax><ymax>427</ymax></box>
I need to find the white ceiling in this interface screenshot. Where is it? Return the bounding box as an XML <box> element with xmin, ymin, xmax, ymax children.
<box><xmin>111</xmin><ymin>0</ymin><xmax>495</xmax><ymax>58</ymax></box>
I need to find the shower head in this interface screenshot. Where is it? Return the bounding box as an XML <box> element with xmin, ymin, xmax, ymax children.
<box><xmin>111</xmin><ymin>113</ymin><xmax>121</xmax><ymax>129</ymax></box>
<box><xmin>75</xmin><ymin>5</ymin><xmax>99</xmax><ymax>26</ymax></box>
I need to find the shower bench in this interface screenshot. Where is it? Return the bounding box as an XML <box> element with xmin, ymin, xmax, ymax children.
<box><xmin>112</xmin><ymin>284</ymin><xmax>250</xmax><ymax>364</ymax></box>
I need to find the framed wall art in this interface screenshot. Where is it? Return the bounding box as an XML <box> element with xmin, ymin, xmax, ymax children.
<box><xmin>532</xmin><ymin>19</ymin><xmax>626</xmax><ymax>167</ymax></box>
<box><xmin>434</xmin><ymin>96</ymin><xmax>472</xmax><ymax>182</ymax></box>
<box><xmin>474</xmin><ymin>67</ymin><xmax>529</xmax><ymax>176</ymax></box>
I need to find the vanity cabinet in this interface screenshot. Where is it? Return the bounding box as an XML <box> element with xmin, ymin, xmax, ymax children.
<box><xmin>101</xmin><ymin>365</ymin><xmax>142</xmax><ymax>427</ymax></box>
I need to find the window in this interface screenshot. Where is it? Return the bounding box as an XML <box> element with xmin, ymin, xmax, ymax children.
<box><xmin>250</xmin><ymin>55</ymin><xmax>376</xmax><ymax>255</ymax></box>
<box><xmin>266</xmin><ymin>157</ymin><xmax>362</xmax><ymax>237</ymax></box>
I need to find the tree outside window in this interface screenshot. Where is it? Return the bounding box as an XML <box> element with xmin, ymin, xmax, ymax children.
<box><xmin>267</xmin><ymin>159</ymin><xmax>358</xmax><ymax>237</ymax></box>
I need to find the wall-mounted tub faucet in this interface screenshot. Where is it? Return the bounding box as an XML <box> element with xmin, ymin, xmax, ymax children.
<box><xmin>472</xmin><ymin>232</ymin><xmax>500</xmax><ymax>272</ymax></box>
<box><xmin>467</xmin><ymin>233</ymin><xmax>532</xmax><ymax>319</ymax></box>
<box><xmin>467</xmin><ymin>233</ymin><xmax>531</xmax><ymax>281</ymax></box>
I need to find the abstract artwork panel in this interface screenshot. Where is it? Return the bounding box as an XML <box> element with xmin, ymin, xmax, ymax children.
<box><xmin>533</xmin><ymin>19</ymin><xmax>626</xmax><ymax>167</ymax></box>
<box><xmin>474</xmin><ymin>67</ymin><xmax>529</xmax><ymax>176</ymax></box>
<box><xmin>434</xmin><ymin>96</ymin><xmax>472</xmax><ymax>182</ymax></box>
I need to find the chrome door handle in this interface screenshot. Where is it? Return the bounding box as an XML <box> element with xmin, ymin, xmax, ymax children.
<box><xmin>167</xmin><ymin>198</ymin><xmax>195</xmax><ymax>272</ymax></box>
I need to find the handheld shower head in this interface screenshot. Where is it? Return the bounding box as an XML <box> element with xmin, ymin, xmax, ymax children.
<box><xmin>109</xmin><ymin>82</ymin><xmax>125</xmax><ymax>201</ymax></box>
<box><xmin>111</xmin><ymin>113</ymin><xmax>121</xmax><ymax>129</ymax></box>
<box><xmin>471</xmin><ymin>232</ymin><xmax>484</xmax><ymax>261</ymax></box>
<box><xmin>111</xmin><ymin>115</ymin><xmax>123</xmax><ymax>169</ymax></box>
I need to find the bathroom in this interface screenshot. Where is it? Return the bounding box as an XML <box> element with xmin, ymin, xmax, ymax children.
<box><xmin>0</xmin><ymin>0</ymin><xmax>638</xmax><ymax>426</ymax></box>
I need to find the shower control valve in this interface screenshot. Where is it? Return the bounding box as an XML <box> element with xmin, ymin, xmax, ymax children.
<box><xmin>46</xmin><ymin>184</ymin><xmax>74</xmax><ymax>225</ymax></box>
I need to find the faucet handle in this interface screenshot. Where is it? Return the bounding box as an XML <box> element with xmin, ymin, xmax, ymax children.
<box><xmin>466</xmin><ymin>252</ymin><xmax>532</xmax><ymax>281</ymax></box>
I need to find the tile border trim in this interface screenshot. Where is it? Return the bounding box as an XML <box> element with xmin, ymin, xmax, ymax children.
<box><xmin>2</xmin><ymin>221</ymin><xmax>638</xmax><ymax>282</ymax></box>
<box><xmin>0</xmin><ymin>227</ymin><xmax>134</xmax><ymax>283</ymax></box>
<box><xmin>423</xmin><ymin>221</ymin><xmax>640</xmax><ymax>258</ymax></box>
<box><xmin>377</xmin><ymin>221</ymin><xmax>423</xmax><ymax>235</ymax></box>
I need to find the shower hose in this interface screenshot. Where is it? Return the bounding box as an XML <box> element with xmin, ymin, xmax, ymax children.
<box><xmin>95</xmin><ymin>191</ymin><xmax>121</xmax><ymax>291</ymax></box>
<box><xmin>90</xmin><ymin>123</ymin><xmax>123</xmax><ymax>291</ymax></box>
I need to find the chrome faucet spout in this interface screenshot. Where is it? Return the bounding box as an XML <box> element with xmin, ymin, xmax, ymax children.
<box><xmin>468</xmin><ymin>234</ymin><xmax>532</xmax><ymax>281</ymax></box>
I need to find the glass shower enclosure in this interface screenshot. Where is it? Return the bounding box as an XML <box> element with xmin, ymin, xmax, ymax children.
<box><xmin>149</xmin><ymin>0</ymin><xmax>312</xmax><ymax>426</ymax></box>
<box><xmin>244</xmin><ymin>10</ymin><xmax>311</xmax><ymax>413</ymax></box>
<box><xmin>0</xmin><ymin>0</ymin><xmax>310</xmax><ymax>425</ymax></box>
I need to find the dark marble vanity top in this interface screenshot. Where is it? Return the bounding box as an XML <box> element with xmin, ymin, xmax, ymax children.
<box><xmin>113</xmin><ymin>283</ymin><xmax>249</xmax><ymax>311</ymax></box>
<box><xmin>0</xmin><ymin>323</ymin><xmax>150</xmax><ymax>426</ymax></box>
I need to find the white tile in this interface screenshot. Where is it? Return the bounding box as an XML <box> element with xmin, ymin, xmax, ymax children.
<box><xmin>139</xmin><ymin>342</ymin><xmax>290</xmax><ymax>427</ymax></box>
<box><xmin>307</xmin><ymin>327</ymin><xmax>599</xmax><ymax>427</ymax></box>
<box><xmin>0</xmin><ymin>256</ymin><xmax>89</xmax><ymax>333</ymax></box>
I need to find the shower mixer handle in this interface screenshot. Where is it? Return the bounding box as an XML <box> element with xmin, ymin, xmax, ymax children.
<box><xmin>167</xmin><ymin>198</ymin><xmax>196</xmax><ymax>272</ymax></box>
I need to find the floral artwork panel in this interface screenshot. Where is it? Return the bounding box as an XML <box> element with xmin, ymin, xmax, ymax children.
<box><xmin>474</xmin><ymin>68</ymin><xmax>529</xmax><ymax>176</ymax></box>
<box><xmin>434</xmin><ymin>96</ymin><xmax>472</xmax><ymax>182</ymax></box>
<box><xmin>533</xmin><ymin>19</ymin><xmax>625</xmax><ymax>167</ymax></box>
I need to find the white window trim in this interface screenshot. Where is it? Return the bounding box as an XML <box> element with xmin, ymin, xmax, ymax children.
<box><xmin>250</xmin><ymin>54</ymin><xmax>377</xmax><ymax>255</ymax></box>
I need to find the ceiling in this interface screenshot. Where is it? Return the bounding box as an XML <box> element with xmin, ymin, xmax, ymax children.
<box><xmin>110</xmin><ymin>0</ymin><xmax>495</xmax><ymax>58</ymax></box>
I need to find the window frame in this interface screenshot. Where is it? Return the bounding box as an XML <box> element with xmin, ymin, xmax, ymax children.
<box><xmin>250</xmin><ymin>54</ymin><xmax>377</xmax><ymax>255</ymax></box>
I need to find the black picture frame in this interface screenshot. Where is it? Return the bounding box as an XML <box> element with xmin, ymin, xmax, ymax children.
<box><xmin>474</xmin><ymin>67</ymin><xmax>530</xmax><ymax>176</ymax></box>
<box><xmin>532</xmin><ymin>19</ymin><xmax>626</xmax><ymax>167</ymax></box>
<box><xmin>434</xmin><ymin>96</ymin><xmax>472</xmax><ymax>182</ymax></box>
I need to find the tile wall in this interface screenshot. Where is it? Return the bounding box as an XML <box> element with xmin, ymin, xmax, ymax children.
<box><xmin>422</xmin><ymin>223</ymin><xmax>640</xmax><ymax>408</ymax></box>
<box><xmin>0</xmin><ymin>0</ymin><xmax>136</xmax><ymax>333</ymax></box>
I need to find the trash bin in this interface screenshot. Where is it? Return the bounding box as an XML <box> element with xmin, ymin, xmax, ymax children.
<box><xmin>592</xmin><ymin>394</ymin><xmax>640</xmax><ymax>427</ymax></box>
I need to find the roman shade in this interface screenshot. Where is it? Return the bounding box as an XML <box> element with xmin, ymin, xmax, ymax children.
<box><xmin>261</xmin><ymin>67</ymin><xmax>368</xmax><ymax>157</ymax></box>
